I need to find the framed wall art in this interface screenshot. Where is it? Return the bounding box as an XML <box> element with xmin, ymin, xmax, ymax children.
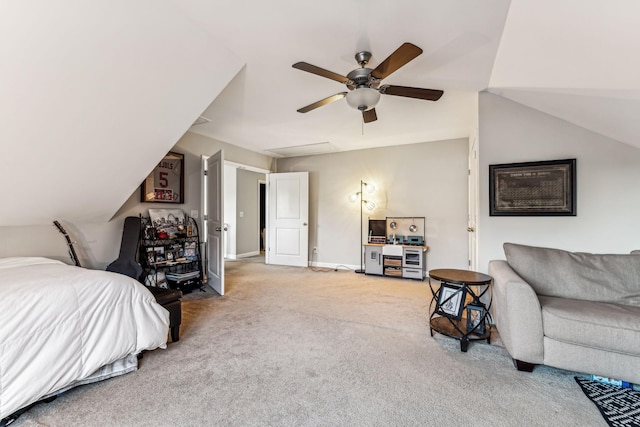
<box><xmin>489</xmin><ymin>158</ymin><xmax>576</xmax><ymax>216</ymax></box>
<box><xmin>436</xmin><ymin>284</ymin><xmax>466</xmax><ymax>320</ymax></box>
<box><xmin>141</xmin><ymin>151</ymin><xmax>184</xmax><ymax>204</ymax></box>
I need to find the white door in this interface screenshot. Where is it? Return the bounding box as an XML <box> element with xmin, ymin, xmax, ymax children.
<box><xmin>266</xmin><ymin>172</ymin><xmax>309</xmax><ymax>267</ymax></box>
<box><xmin>207</xmin><ymin>150</ymin><xmax>225</xmax><ymax>295</ymax></box>
<box><xmin>468</xmin><ymin>130</ymin><xmax>478</xmax><ymax>271</ymax></box>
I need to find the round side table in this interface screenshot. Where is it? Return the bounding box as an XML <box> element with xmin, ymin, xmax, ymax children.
<box><xmin>428</xmin><ymin>268</ymin><xmax>493</xmax><ymax>352</ymax></box>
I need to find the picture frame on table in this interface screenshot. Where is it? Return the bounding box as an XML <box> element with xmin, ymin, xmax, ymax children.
<box><xmin>466</xmin><ymin>304</ymin><xmax>486</xmax><ymax>335</ymax></box>
<box><xmin>436</xmin><ymin>284</ymin><xmax>466</xmax><ymax>320</ymax></box>
<box><xmin>152</xmin><ymin>246</ymin><xmax>165</xmax><ymax>263</ymax></box>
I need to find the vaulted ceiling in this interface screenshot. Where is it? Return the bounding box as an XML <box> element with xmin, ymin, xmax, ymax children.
<box><xmin>2</xmin><ymin>0</ymin><xmax>639</xmax><ymax>225</ymax></box>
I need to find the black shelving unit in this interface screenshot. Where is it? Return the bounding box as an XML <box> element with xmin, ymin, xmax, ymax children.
<box><xmin>139</xmin><ymin>215</ymin><xmax>203</xmax><ymax>293</ymax></box>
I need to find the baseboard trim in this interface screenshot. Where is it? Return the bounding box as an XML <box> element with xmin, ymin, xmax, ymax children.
<box><xmin>227</xmin><ymin>251</ymin><xmax>260</xmax><ymax>260</ymax></box>
<box><xmin>310</xmin><ymin>261</ymin><xmax>359</xmax><ymax>271</ymax></box>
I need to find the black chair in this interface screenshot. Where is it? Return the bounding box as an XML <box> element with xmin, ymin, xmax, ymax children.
<box><xmin>107</xmin><ymin>216</ymin><xmax>182</xmax><ymax>342</ymax></box>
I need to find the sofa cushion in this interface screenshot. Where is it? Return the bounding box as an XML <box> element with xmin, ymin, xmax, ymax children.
<box><xmin>504</xmin><ymin>243</ymin><xmax>640</xmax><ymax>306</ymax></box>
<box><xmin>540</xmin><ymin>296</ymin><xmax>640</xmax><ymax>355</ymax></box>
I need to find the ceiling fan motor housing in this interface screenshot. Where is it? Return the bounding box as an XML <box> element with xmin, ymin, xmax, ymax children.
<box><xmin>347</xmin><ymin>68</ymin><xmax>374</xmax><ymax>87</ymax></box>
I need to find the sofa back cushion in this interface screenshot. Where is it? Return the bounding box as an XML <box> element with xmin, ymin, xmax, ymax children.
<box><xmin>504</xmin><ymin>243</ymin><xmax>640</xmax><ymax>306</ymax></box>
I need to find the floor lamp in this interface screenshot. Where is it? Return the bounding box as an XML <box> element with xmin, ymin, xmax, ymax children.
<box><xmin>350</xmin><ymin>180</ymin><xmax>376</xmax><ymax>274</ymax></box>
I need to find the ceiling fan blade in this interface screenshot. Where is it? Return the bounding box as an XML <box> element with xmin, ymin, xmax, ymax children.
<box><xmin>297</xmin><ymin>92</ymin><xmax>348</xmax><ymax>113</ymax></box>
<box><xmin>371</xmin><ymin>42</ymin><xmax>423</xmax><ymax>80</ymax></box>
<box><xmin>292</xmin><ymin>62</ymin><xmax>350</xmax><ymax>84</ymax></box>
<box><xmin>362</xmin><ymin>108</ymin><xmax>377</xmax><ymax>123</ymax></box>
<box><xmin>379</xmin><ymin>85</ymin><xmax>443</xmax><ymax>101</ymax></box>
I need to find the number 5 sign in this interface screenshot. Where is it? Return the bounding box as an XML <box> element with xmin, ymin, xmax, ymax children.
<box><xmin>141</xmin><ymin>151</ymin><xmax>185</xmax><ymax>204</ymax></box>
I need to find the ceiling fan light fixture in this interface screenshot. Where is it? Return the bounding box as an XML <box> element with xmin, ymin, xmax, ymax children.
<box><xmin>346</xmin><ymin>87</ymin><xmax>380</xmax><ymax>111</ymax></box>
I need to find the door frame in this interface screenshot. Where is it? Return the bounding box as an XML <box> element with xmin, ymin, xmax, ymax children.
<box><xmin>468</xmin><ymin>128</ymin><xmax>479</xmax><ymax>271</ymax></box>
<box><xmin>205</xmin><ymin>160</ymin><xmax>270</xmax><ymax>263</ymax></box>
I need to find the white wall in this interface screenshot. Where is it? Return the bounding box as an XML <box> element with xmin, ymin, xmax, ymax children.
<box><xmin>236</xmin><ymin>169</ymin><xmax>265</xmax><ymax>256</ymax></box>
<box><xmin>478</xmin><ymin>93</ymin><xmax>640</xmax><ymax>271</ymax></box>
<box><xmin>276</xmin><ymin>139</ymin><xmax>469</xmax><ymax>270</ymax></box>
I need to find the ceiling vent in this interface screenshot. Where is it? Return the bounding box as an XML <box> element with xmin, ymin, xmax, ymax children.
<box><xmin>192</xmin><ymin>116</ymin><xmax>211</xmax><ymax>126</ymax></box>
<box><xmin>266</xmin><ymin>142</ymin><xmax>339</xmax><ymax>158</ymax></box>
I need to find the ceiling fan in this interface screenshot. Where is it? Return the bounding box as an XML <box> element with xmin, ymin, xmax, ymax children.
<box><xmin>292</xmin><ymin>42</ymin><xmax>443</xmax><ymax>123</ymax></box>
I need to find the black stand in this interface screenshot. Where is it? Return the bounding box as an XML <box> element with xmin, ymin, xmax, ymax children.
<box><xmin>355</xmin><ymin>180</ymin><xmax>365</xmax><ymax>274</ymax></box>
<box><xmin>428</xmin><ymin>269</ymin><xmax>493</xmax><ymax>352</ymax></box>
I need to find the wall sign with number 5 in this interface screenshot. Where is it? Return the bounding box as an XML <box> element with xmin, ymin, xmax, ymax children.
<box><xmin>141</xmin><ymin>151</ymin><xmax>185</xmax><ymax>204</ymax></box>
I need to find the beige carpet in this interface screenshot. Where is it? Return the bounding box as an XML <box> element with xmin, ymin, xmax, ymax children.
<box><xmin>16</xmin><ymin>262</ymin><xmax>604</xmax><ymax>426</ymax></box>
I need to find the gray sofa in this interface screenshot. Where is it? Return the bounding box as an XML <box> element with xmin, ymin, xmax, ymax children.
<box><xmin>489</xmin><ymin>243</ymin><xmax>640</xmax><ymax>384</ymax></box>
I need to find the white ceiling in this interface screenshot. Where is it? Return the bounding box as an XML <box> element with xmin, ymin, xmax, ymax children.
<box><xmin>180</xmin><ymin>0</ymin><xmax>511</xmax><ymax>155</ymax></box>
<box><xmin>180</xmin><ymin>0</ymin><xmax>640</xmax><ymax>155</ymax></box>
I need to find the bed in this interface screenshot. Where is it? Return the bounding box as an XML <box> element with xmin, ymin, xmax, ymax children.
<box><xmin>0</xmin><ymin>257</ymin><xmax>169</xmax><ymax>421</ymax></box>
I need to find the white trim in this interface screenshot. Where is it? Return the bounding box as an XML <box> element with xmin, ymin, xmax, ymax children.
<box><xmin>224</xmin><ymin>160</ymin><xmax>270</xmax><ymax>175</ymax></box>
<box><xmin>310</xmin><ymin>261</ymin><xmax>360</xmax><ymax>271</ymax></box>
<box><xmin>234</xmin><ymin>251</ymin><xmax>260</xmax><ymax>259</ymax></box>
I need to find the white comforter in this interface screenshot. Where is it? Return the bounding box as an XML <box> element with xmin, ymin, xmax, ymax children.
<box><xmin>0</xmin><ymin>257</ymin><xmax>169</xmax><ymax>419</ymax></box>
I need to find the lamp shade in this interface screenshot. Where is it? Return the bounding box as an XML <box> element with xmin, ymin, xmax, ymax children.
<box><xmin>364</xmin><ymin>200</ymin><xmax>376</xmax><ymax>211</ymax></box>
<box><xmin>364</xmin><ymin>182</ymin><xmax>376</xmax><ymax>194</ymax></box>
<box><xmin>346</xmin><ymin>87</ymin><xmax>380</xmax><ymax>111</ymax></box>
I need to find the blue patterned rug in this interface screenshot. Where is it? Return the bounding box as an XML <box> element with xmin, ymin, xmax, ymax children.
<box><xmin>575</xmin><ymin>377</ymin><xmax>640</xmax><ymax>427</ymax></box>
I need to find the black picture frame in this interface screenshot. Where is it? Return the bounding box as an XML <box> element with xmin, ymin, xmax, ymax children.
<box><xmin>489</xmin><ymin>158</ymin><xmax>576</xmax><ymax>216</ymax></box>
<box><xmin>141</xmin><ymin>151</ymin><xmax>185</xmax><ymax>203</ymax></box>
<box><xmin>466</xmin><ymin>304</ymin><xmax>485</xmax><ymax>335</ymax></box>
<box><xmin>436</xmin><ymin>284</ymin><xmax>466</xmax><ymax>320</ymax></box>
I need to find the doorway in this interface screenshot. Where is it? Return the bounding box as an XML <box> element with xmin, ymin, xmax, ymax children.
<box><xmin>223</xmin><ymin>161</ymin><xmax>269</xmax><ymax>262</ymax></box>
<box><xmin>259</xmin><ymin>180</ymin><xmax>266</xmax><ymax>253</ymax></box>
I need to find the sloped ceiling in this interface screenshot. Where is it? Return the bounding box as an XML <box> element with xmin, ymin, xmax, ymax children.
<box><xmin>3</xmin><ymin>0</ymin><xmax>639</xmax><ymax>226</ymax></box>
<box><xmin>489</xmin><ymin>0</ymin><xmax>640</xmax><ymax>149</ymax></box>
<box><xmin>0</xmin><ymin>1</ymin><xmax>243</xmax><ymax>226</ymax></box>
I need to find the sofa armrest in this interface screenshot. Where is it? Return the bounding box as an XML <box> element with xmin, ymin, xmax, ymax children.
<box><xmin>489</xmin><ymin>260</ymin><xmax>544</xmax><ymax>364</ymax></box>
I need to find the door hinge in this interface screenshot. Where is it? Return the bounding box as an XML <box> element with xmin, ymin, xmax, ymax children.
<box><xmin>204</xmin><ymin>215</ymin><xmax>208</xmax><ymax>221</ymax></box>
<box><xmin>203</xmin><ymin>170</ymin><xmax>208</xmax><ymax>176</ymax></box>
<box><xmin>468</xmin><ymin>259</ymin><xmax>471</xmax><ymax>266</ymax></box>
